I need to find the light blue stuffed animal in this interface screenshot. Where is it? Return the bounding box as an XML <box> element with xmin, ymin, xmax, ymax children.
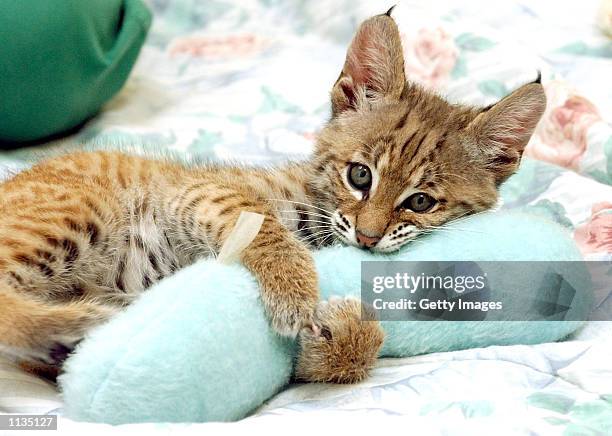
<box><xmin>59</xmin><ymin>210</ymin><xmax>591</xmax><ymax>424</ymax></box>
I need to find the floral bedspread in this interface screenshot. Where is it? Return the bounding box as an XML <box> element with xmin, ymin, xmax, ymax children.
<box><xmin>1</xmin><ymin>0</ymin><xmax>611</xmax><ymax>434</ymax></box>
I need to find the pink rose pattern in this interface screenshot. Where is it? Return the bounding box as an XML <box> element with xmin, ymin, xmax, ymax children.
<box><xmin>400</xmin><ymin>28</ymin><xmax>458</xmax><ymax>89</ymax></box>
<box><xmin>574</xmin><ymin>203</ymin><xmax>612</xmax><ymax>255</ymax></box>
<box><xmin>525</xmin><ymin>80</ymin><xmax>602</xmax><ymax>170</ymax></box>
<box><xmin>169</xmin><ymin>34</ymin><xmax>266</xmax><ymax>59</ymax></box>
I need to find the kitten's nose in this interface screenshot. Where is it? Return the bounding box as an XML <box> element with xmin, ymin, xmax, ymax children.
<box><xmin>356</xmin><ymin>231</ymin><xmax>381</xmax><ymax>248</ymax></box>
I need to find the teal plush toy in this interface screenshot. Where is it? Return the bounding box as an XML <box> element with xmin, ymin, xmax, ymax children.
<box><xmin>59</xmin><ymin>211</ymin><xmax>592</xmax><ymax>424</ymax></box>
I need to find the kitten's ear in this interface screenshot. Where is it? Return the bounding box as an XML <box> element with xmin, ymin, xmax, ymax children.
<box><xmin>468</xmin><ymin>81</ymin><xmax>546</xmax><ymax>184</ymax></box>
<box><xmin>331</xmin><ymin>13</ymin><xmax>406</xmax><ymax>116</ymax></box>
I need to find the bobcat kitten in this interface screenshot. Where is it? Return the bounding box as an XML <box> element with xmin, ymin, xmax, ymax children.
<box><xmin>0</xmin><ymin>13</ymin><xmax>545</xmax><ymax>383</ymax></box>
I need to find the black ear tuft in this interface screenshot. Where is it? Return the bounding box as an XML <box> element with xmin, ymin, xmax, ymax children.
<box><xmin>533</xmin><ymin>70</ymin><xmax>542</xmax><ymax>84</ymax></box>
<box><xmin>468</xmin><ymin>80</ymin><xmax>546</xmax><ymax>184</ymax></box>
<box><xmin>385</xmin><ymin>5</ymin><xmax>396</xmax><ymax>17</ymax></box>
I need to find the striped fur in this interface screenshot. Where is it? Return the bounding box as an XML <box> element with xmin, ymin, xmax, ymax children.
<box><xmin>0</xmin><ymin>13</ymin><xmax>545</xmax><ymax>384</ymax></box>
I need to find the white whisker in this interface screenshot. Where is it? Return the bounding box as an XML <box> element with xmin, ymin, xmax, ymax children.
<box><xmin>302</xmin><ymin>224</ymin><xmax>333</xmax><ymax>230</ymax></box>
<box><xmin>301</xmin><ymin>229</ymin><xmax>334</xmax><ymax>241</ymax></box>
<box><xmin>284</xmin><ymin>218</ymin><xmax>330</xmax><ymax>225</ymax></box>
<box><xmin>266</xmin><ymin>198</ymin><xmax>333</xmax><ymax>216</ymax></box>
<box><xmin>300</xmin><ymin>230</ymin><xmax>335</xmax><ymax>245</ymax></box>
<box><xmin>277</xmin><ymin>209</ymin><xmax>331</xmax><ymax>220</ymax></box>
<box><xmin>308</xmin><ymin>231</ymin><xmax>336</xmax><ymax>246</ymax></box>
<box><xmin>318</xmin><ymin>233</ymin><xmax>336</xmax><ymax>246</ymax></box>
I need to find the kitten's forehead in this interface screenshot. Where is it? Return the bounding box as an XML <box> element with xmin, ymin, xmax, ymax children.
<box><xmin>318</xmin><ymin>82</ymin><xmax>489</xmax><ymax>202</ymax></box>
<box><xmin>350</xmin><ymin>112</ymin><xmax>460</xmax><ymax>180</ymax></box>
<box><xmin>333</xmin><ymin>87</ymin><xmax>474</xmax><ymax>155</ymax></box>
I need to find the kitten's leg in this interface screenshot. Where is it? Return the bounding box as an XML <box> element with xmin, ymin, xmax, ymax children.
<box><xmin>237</xmin><ymin>216</ymin><xmax>319</xmax><ymax>336</ymax></box>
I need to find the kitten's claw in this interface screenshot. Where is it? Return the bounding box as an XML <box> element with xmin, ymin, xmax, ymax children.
<box><xmin>266</xmin><ymin>297</ymin><xmax>316</xmax><ymax>338</ymax></box>
<box><xmin>295</xmin><ymin>297</ymin><xmax>384</xmax><ymax>384</ymax></box>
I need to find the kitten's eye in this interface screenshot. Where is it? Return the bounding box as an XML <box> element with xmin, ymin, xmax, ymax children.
<box><xmin>347</xmin><ymin>163</ymin><xmax>372</xmax><ymax>191</ymax></box>
<box><xmin>402</xmin><ymin>193</ymin><xmax>436</xmax><ymax>212</ymax></box>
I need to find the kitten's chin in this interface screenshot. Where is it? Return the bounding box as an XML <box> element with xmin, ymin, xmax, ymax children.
<box><xmin>339</xmin><ymin>239</ymin><xmax>406</xmax><ymax>254</ymax></box>
<box><xmin>370</xmin><ymin>245</ymin><xmax>404</xmax><ymax>254</ymax></box>
<box><xmin>334</xmin><ymin>233</ymin><xmax>359</xmax><ymax>249</ymax></box>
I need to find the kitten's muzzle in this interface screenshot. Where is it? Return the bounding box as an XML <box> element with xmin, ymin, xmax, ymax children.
<box><xmin>355</xmin><ymin>230</ymin><xmax>381</xmax><ymax>248</ymax></box>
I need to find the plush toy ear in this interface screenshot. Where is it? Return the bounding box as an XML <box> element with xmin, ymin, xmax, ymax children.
<box><xmin>468</xmin><ymin>79</ymin><xmax>546</xmax><ymax>184</ymax></box>
<box><xmin>330</xmin><ymin>12</ymin><xmax>406</xmax><ymax>116</ymax></box>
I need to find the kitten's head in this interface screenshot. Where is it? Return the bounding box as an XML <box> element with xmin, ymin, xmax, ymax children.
<box><xmin>312</xmin><ymin>13</ymin><xmax>546</xmax><ymax>252</ymax></box>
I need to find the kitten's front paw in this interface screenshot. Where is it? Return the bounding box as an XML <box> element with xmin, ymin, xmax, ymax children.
<box><xmin>295</xmin><ymin>297</ymin><xmax>384</xmax><ymax>384</ymax></box>
<box><xmin>264</xmin><ymin>292</ymin><xmax>317</xmax><ymax>338</ymax></box>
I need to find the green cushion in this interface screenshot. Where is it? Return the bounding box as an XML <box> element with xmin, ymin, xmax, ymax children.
<box><xmin>0</xmin><ymin>0</ymin><xmax>151</xmax><ymax>143</ymax></box>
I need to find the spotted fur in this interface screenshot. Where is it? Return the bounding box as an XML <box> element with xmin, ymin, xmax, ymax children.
<box><xmin>0</xmin><ymin>13</ymin><xmax>545</xmax><ymax>384</ymax></box>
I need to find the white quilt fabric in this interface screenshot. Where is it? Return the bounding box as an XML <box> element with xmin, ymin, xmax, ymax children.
<box><xmin>3</xmin><ymin>327</ymin><xmax>612</xmax><ymax>434</ymax></box>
